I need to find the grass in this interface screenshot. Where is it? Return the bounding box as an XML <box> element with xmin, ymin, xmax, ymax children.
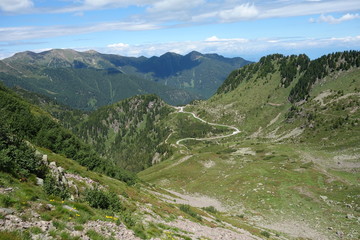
<box><xmin>0</xmin><ymin>231</ymin><xmax>31</xmax><ymax>240</ymax></box>
<box><xmin>140</xmin><ymin>128</ymin><xmax>359</xmax><ymax>239</ymax></box>
<box><xmin>1</xmin><ymin>64</ymin><xmax>358</xmax><ymax>239</ymax></box>
<box><xmin>139</xmin><ymin>67</ymin><xmax>360</xmax><ymax>237</ymax></box>
<box><xmin>0</xmin><ymin>147</ymin><xmax>216</xmax><ymax>240</ymax></box>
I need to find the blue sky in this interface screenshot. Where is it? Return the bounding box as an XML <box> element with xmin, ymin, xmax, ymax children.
<box><xmin>0</xmin><ymin>0</ymin><xmax>359</xmax><ymax>61</ymax></box>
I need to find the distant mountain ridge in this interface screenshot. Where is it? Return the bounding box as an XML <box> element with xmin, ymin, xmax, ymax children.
<box><xmin>0</xmin><ymin>49</ymin><xmax>251</xmax><ymax>110</ymax></box>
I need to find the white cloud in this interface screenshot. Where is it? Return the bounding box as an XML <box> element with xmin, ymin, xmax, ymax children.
<box><xmin>261</xmin><ymin>0</ymin><xmax>360</xmax><ymax>18</ymax></box>
<box><xmin>0</xmin><ymin>21</ymin><xmax>161</xmax><ymax>42</ymax></box>
<box><xmin>105</xmin><ymin>35</ymin><xmax>360</xmax><ymax>58</ymax></box>
<box><xmin>192</xmin><ymin>0</ymin><xmax>360</xmax><ymax>23</ymax></box>
<box><xmin>107</xmin><ymin>42</ymin><xmax>130</xmax><ymax>49</ymax></box>
<box><xmin>218</xmin><ymin>3</ymin><xmax>259</xmax><ymax>22</ymax></box>
<box><xmin>147</xmin><ymin>0</ymin><xmax>205</xmax><ymax>13</ymax></box>
<box><xmin>311</xmin><ymin>13</ymin><xmax>360</xmax><ymax>24</ymax></box>
<box><xmin>81</xmin><ymin>0</ymin><xmax>147</xmax><ymax>8</ymax></box>
<box><xmin>0</xmin><ymin>0</ymin><xmax>33</xmax><ymax>12</ymax></box>
<box><xmin>205</xmin><ymin>36</ymin><xmax>248</xmax><ymax>43</ymax></box>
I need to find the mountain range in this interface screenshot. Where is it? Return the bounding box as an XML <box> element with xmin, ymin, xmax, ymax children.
<box><xmin>0</xmin><ymin>49</ymin><xmax>250</xmax><ymax>110</ymax></box>
<box><xmin>0</xmin><ymin>50</ymin><xmax>359</xmax><ymax>240</ymax></box>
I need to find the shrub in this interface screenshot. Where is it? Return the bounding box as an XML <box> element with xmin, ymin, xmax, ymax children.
<box><xmin>261</xmin><ymin>231</ymin><xmax>271</xmax><ymax>238</ymax></box>
<box><xmin>179</xmin><ymin>204</ymin><xmax>202</xmax><ymax>221</ymax></box>
<box><xmin>1</xmin><ymin>195</ymin><xmax>16</xmax><ymax>208</ymax></box>
<box><xmin>0</xmin><ymin>124</ymin><xmax>47</xmax><ymax>178</ymax></box>
<box><xmin>84</xmin><ymin>188</ymin><xmax>121</xmax><ymax>211</ymax></box>
<box><xmin>202</xmin><ymin>206</ymin><xmax>217</xmax><ymax>214</ymax></box>
<box><xmin>43</xmin><ymin>175</ymin><xmax>69</xmax><ymax>199</ymax></box>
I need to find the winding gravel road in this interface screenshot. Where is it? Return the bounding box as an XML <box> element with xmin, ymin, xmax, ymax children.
<box><xmin>175</xmin><ymin>106</ymin><xmax>241</xmax><ymax>145</ymax></box>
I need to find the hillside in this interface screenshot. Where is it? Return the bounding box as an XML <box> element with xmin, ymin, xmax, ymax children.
<box><xmin>139</xmin><ymin>51</ymin><xmax>360</xmax><ymax>239</ymax></box>
<box><xmin>0</xmin><ymin>65</ymin><xmax>196</xmax><ymax>110</ymax></box>
<box><xmin>0</xmin><ymin>82</ymin><xmax>267</xmax><ymax>240</ymax></box>
<box><xmin>0</xmin><ymin>49</ymin><xmax>250</xmax><ymax>110</ymax></box>
<box><xmin>1</xmin><ymin>50</ymin><xmax>359</xmax><ymax>240</ymax></box>
<box><xmin>74</xmin><ymin>94</ymin><xmax>174</xmax><ymax>172</ymax></box>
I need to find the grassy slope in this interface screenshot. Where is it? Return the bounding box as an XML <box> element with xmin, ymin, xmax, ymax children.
<box><xmin>0</xmin><ymin>84</ymin><xmax>265</xmax><ymax>240</ymax></box>
<box><xmin>140</xmin><ymin>62</ymin><xmax>360</xmax><ymax>239</ymax></box>
<box><xmin>0</xmin><ymin>144</ymin><xmax>267</xmax><ymax>240</ymax></box>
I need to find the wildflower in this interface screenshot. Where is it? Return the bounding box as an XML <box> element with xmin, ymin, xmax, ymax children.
<box><xmin>76</xmin><ymin>214</ymin><xmax>80</xmax><ymax>217</ymax></box>
<box><xmin>61</xmin><ymin>201</ymin><xmax>64</xmax><ymax>204</ymax></box>
<box><xmin>69</xmin><ymin>217</ymin><xmax>72</xmax><ymax>220</ymax></box>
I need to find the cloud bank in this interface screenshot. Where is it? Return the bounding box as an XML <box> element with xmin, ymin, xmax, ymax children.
<box><xmin>310</xmin><ymin>13</ymin><xmax>360</xmax><ymax>24</ymax></box>
<box><xmin>105</xmin><ymin>35</ymin><xmax>360</xmax><ymax>59</ymax></box>
<box><xmin>0</xmin><ymin>0</ymin><xmax>33</xmax><ymax>12</ymax></box>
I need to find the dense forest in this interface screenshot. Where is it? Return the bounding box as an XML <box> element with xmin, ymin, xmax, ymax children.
<box><xmin>75</xmin><ymin>94</ymin><xmax>173</xmax><ymax>172</ymax></box>
<box><xmin>289</xmin><ymin>51</ymin><xmax>360</xmax><ymax>102</ymax></box>
<box><xmin>0</xmin><ymin>83</ymin><xmax>136</xmax><ymax>184</ymax></box>
<box><xmin>217</xmin><ymin>51</ymin><xmax>360</xmax><ymax>103</ymax></box>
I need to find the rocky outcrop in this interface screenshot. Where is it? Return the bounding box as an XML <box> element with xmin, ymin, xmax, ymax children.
<box><xmin>40</xmin><ymin>155</ymin><xmax>79</xmax><ymax>200</ymax></box>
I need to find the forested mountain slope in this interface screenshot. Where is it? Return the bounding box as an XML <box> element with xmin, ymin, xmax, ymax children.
<box><xmin>0</xmin><ymin>49</ymin><xmax>250</xmax><ymax>110</ymax></box>
<box><xmin>74</xmin><ymin>95</ymin><xmax>174</xmax><ymax>172</ymax></box>
<box><xmin>0</xmin><ymin>82</ymin><xmax>136</xmax><ymax>183</ymax></box>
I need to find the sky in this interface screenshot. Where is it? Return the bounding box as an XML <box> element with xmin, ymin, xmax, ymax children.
<box><xmin>0</xmin><ymin>0</ymin><xmax>359</xmax><ymax>61</ymax></box>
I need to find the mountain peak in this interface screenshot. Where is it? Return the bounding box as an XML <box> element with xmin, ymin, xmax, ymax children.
<box><xmin>186</xmin><ymin>51</ymin><xmax>203</xmax><ymax>61</ymax></box>
<box><xmin>11</xmin><ymin>51</ymin><xmax>38</xmax><ymax>60</ymax></box>
<box><xmin>159</xmin><ymin>52</ymin><xmax>182</xmax><ymax>58</ymax></box>
<box><xmin>84</xmin><ymin>49</ymin><xmax>99</xmax><ymax>54</ymax></box>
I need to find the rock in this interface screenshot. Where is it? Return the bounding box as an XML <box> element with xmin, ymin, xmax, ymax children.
<box><xmin>63</xmin><ymin>205</ymin><xmax>79</xmax><ymax>212</ymax></box>
<box><xmin>320</xmin><ymin>195</ymin><xmax>328</xmax><ymax>201</ymax></box>
<box><xmin>328</xmin><ymin>227</ymin><xmax>333</xmax><ymax>230</ymax></box>
<box><xmin>42</xmin><ymin>154</ymin><xmax>48</xmax><ymax>163</ymax></box>
<box><xmin>346</xmin><ymin>213</ymin><xmax>355</xmax><ymax>219</ymax></box>
<box><xmin>0</xmin><ymin>219</ymin><xmax>4</xmax><ymax>226</ymax></box>
<box><xmin>0</xmin><ymin>208</ymin><xmax>15</xmax><ymax>216</ymax></box>
<box><xmin>71</xmin><ymin>231</ymin><xmax>82</xmax><ymax>237</ymax></box>
<box><xmin>35</xmin><ymin>220</ymin><xmax>51</xmax><ymax>231</ymax></box>
<box><xmin>36</xmin><ymin>177</ymin><xmax>44</xmax><ymax>186</ymax></box>
<box><xmin>58</xmin><ymin>167</ymin><xmax>64</xmax><ymax>173</ymax></box>
<box><xmin>345</xmin><ymin>203</ymin><xmax>352</xmax><ymax>208</ymax></box>
<box><xmin>21</xmin><ymin>222</ymin><xmax>31</xmax><ymax>229</ymax></box>
<box><xmin>336</xmin><ymin>231</ymin><xmax>344</xmax><ymax>238</ymax></box>
<box><xmin>31</xmin><ymin>211</ymin><xmax>40</xmax><ymax>218</ymax></box>
<box><xmin>4</xmin><ymin>187</ymin><xmax>13</xmax><ymax>192</ymax></box>
<box><xmin>46</xmin><ymin>204</ymin><xmax>55</xmax><ymax>211</ymax></box>
<box><xmin>49</xmin><ymin>161</ymin><xmax>57</xmax><ymax>168</ymax></box>
<box><xmin>5</xmin><ymin>214</ymin><xmax>21</xmax><ymax>223</ymax></box>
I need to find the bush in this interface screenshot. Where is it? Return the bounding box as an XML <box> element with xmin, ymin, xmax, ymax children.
<box><xmin>1</xmin><ymin>195</ymin><xmax>16</xmax><ymax>208</ymax></box>
<box><xmin>0</xmin><ymin>124</ymin><xmax>46</xmax><ymax>178</ymax></box>
<box><xmin>84</xmin><ymin>188</ymin><xmax>121</xmax><ymax>211</ymax></box>
<box><xmin>179</xmin><ymin>204</ymin><xmax>202</xmax><ymax>221</ymax></box>
<box><xmin>202</xmin><ymin>206</ymin><xmax>217</xmax><ymax>214</ymax></box>
<box><xmin>261</xmin><ymin>231</ymin><xmax>271</xmax><ymax>238</ymax></box>
<box><xmin>43</xmin><ymin>175</ymin><xmax>69</xmax><ymax>199</ymax></box>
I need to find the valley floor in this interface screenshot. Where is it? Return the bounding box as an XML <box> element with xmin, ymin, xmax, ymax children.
<box><xmin>140</xmin><ymin>106</ymin><xmax>360</xmax><ymax>240</ymax></box>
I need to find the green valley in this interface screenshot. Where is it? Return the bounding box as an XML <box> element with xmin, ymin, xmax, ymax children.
<box><xmin>1</xmin><ymin>50</ymin><xmax>359</xmax><ymax>240</ymax></box>
<box><xmin>140</xmin><ymin>51</ymin><xmax>360</xmax><ymax>239</ymax></box>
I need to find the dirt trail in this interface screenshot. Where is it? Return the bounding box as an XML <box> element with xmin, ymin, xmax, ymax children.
<box><xmin>174</xmin><ymin>106</ymin><xmax>241</xmax><ymax>145</ymax></box>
